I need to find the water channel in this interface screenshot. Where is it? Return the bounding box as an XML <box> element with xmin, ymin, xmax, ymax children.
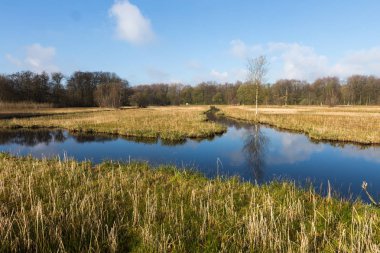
<box><xmin>0</xmin><ymin>115</ymin><xmax>379</xmax><ymax>202</ymax></box>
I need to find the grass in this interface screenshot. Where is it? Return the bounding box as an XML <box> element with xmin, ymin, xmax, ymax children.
<box><xmin>217</xmin><ymin>105</ymin><xmax>380</xmax><ymax>144</ymax></box>
<box><xmin>0</xmin><ymin>106</ymin><xmax>226</xmax><ymax>141</ymax></box>
<box><xmin>0</xmin><ymin>102</ymin><xmax>109</xmax><ymax>120</ymax></box>
<box><xmin>0</xmin><ymin>153</ymin><xmax>379</xmax><ymax>252</ymax></box>
<box><xmin>0</xmin><ymin>101</ymin><xmax>53</xmax><ymax>110</ymax></box>
<box><xmin>2</xmin><ymin>104</ymin><xmax>379</xmax><ymax>143</ymax></box>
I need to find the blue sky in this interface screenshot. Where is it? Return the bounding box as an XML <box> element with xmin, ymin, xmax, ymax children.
<box><xmin>1</xmin><ymin>0</ymin><xmax>380</xmax><ymax>85</ymax></box>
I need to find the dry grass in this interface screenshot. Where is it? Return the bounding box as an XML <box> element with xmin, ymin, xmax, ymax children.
<box><xmin>0</xmin><ymin>103</ymin><xmax>109</xmax><ymax>120</ymax></box>
<box><xmin>0</xmin><ymin>101</ymin><xmax>53</xmax><ymax>110</ymax></box>
<box><xmin>0</xmin><ymin>153</ymin><xmax>379</xmax><ymax>252</ymax></box>
<box><xmin>218</xmin><ymin>105</ymin><xmax>380</xmax><ymax>144</ymax></box>
<box><xmin>0</xmin><ymin>106</ymin><xmax>226</xmax><ymax>141</ymax></box>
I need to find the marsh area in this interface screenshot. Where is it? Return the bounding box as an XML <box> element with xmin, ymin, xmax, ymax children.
<box><xmin>1</xmin><ymin>114</ymin><xmax>379</xmax><ymax>202</ymax></box>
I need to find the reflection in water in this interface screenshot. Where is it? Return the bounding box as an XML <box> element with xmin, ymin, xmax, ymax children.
<box><xmin>209</xmin><ymin>112</ymin><xmax>269</xmax><ymax>181</ymax></box>
<box><xmin>0</xmin><ymin>129</ymin><xmax>67</xmax><ymax>146</ymax></box>
<box><xmin>243</xmin><ymin>125</ymin><xmax>268</xmax><ymax>181</ymax></box>
<box><xmin>0</xmin><ymin>114</ymin><xmax>380</xmax><ymax>202</ymax></box>
<box><xmin>341</xmin><ymin>146</ymin><xmax>380</xmax><ymax>163</ymax></box>
<box><xmin>270</xmin><ymin>134</ymin><xmax>324</xmax><ymax>165</ymax></box>
<box><xmin>72</xmin><ymin>133</ymin><xmax>117</xmax><ymax>143</ymax></box>
<box><xmin>0</xmin><ymin>130</ymin><xmax>192</xmax><ymax>146</ymax></box>
<box><xmin>161</xmin><ymin>138</ymin><xmax>187</xmax><ymax>146</ymax></box>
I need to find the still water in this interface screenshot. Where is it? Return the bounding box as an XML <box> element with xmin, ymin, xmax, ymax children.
<box><xmin>0</xmin><ymin>117</ymin><xmax>379</xmax><ymax>201</ymax></box>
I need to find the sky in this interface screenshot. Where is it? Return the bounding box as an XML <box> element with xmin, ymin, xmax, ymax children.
<box><xmin>1</xmin><ymin>0</ymin><xmax>380</xmax><ymax>85</ymax></box>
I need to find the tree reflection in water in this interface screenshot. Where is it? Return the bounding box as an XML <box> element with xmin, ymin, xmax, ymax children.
<box><xmin>0</xmin><ymin>129</ymin><xmax>67</xmax><ymax>147</ymax></box>
<box><xmin>242</xmin><ymin>124</ymin><xmax>268</xmax><ymax>182</ymax></box>
<box><xmin>0</xmin><ymin>129</ymin><xmax>191</xmax><ymax>147</ymax></box>
<box><xmin>207</xmin><ymin>111</ymin><xmax>269</xmax><ymax>181</ymax></box>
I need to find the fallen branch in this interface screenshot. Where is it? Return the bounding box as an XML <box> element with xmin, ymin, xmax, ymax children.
<box><xmin>362</xmin><ymin>181</ymin><xmax>380</xmax><ymax>207</ymax></box>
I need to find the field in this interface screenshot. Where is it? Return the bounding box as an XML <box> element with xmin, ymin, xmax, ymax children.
<box><xmin>1</xmin><ymin>105</ymin><xmax>380</xmax><ymax>252</ymax></box>
<box><xmin>0</xmin><ymin>106</ymin><xmax>226</xmax><ymax>141</ymax></box>
<box><xmin>217</xmin><ymin>105</ymin><xmax>380</xmax><ymax>144</ymax></box>
<box><xmin>0</xmin><ymin>102</ymin><xmax>109</xmax><ymax>120</ymax></box>
<box><xmin>0</xmin><ymin>153</ymin><xmax>379</xmax><ymax>252</ymax></box>
<box><xmin>1</xmin><ymin>104</ymin><xmax>379</xmax><ymax>144</ymax></box>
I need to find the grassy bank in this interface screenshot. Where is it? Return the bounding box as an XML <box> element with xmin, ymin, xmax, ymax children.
<box><xmin>0</xmin><ymin>154</ymin><xmax>379</xmax><ymax>252</ymax></box>
<box><xmin>0</xmin><ymin>103</ymin><xmax>109</xmax><ymax>120</ymax></box>
<box><xmin>2</xmin><ymin>104</ymin><xmax>379</xmax><ymax>143</ymax></box>
<box><xmin>218</xmin><ymin>105</ymin><xmax>380</xmax><ymax>144</ymax></box>
<box><xmin>0</xmin><ymin>101</ymin><xmax>53</xmax><ymax>110</ymax></box>
<box><xmin>0</xmin><ymin>106</ymin><xmax>226</xmax><ymax>141</ymax></box>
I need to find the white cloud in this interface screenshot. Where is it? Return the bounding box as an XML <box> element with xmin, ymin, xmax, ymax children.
<box><xmin>267</xmin><ymin>42</ymin><xmax>329</xmax><ymax>80</ymax></box>
<box><xmin>229</xmin><ymin>40</ymin><xmax>380</xmax><ymax>81</ymax></box>
<box><xmin>109</xmin><ymin>0</ymin><xmax>154</xmax><ymax>45</ymax></box>
<box><xmin>210</xmin><ymin>69</ymin><xmax>229</xmax><ymax>82</ymax></box>
<box><xmin>5</xmin><ymin>54</ymin><xmax>22</xmax><ymax>67</ymax></box>
<box><xmin>332</xmin><ymin>47</ymin><xmax>380</xmax><ymax>77</ymax></box>
<box><xmin>5</xmin><ymin>43</ymin><xmax>58</xmax><ymax>72</ymax></box>
<box><xmin>269</xmin><ymin>133</ymin><xmax>324</xmax><ymax>165</ymax></box>
<box><xmin>229</xmin><ymin>39</ymin><xmax>262</xmax><ymax>59</ymax></box>
<box><xmin>230</xmin><ymin>40</ymin><xmax>248</xmax><ymax>59</ymax></box>
<box><xmin>208</xmin><ymin>68</ymin><xmax>247</xmax><ymax>83</ymax></box>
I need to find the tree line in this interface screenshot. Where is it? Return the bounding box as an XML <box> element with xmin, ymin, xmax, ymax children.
<box><xmin>0</xmin><ymin>71</ymin><xmax>130</xmax><ymax>108</ymax></box>
<box><xmin>0</xmin><ymin>71</ymin><xmax>379</xmax><ymax>107</ymax></box>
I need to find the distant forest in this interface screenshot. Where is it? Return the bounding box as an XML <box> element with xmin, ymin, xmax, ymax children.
<box><xmin>1</xmin><ymin>71</ymin><xmax>379</xmax><ymax>107</ymax></box>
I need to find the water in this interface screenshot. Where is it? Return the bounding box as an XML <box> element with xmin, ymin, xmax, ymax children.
<box><xmin>0</xmin><ymin>117</ymin><xmax>379</xmax><ymax>202</ymax></box>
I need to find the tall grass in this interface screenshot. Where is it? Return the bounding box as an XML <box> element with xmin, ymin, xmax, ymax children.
<box><xmin>218</xmin><ymin>105</ymin><xmax>380</xmax><ymax>144</ymax></box>
<box><xmin>0</xmin><ymin>101</ymin><xmax>53</xmax><ymax>110</ymax></box>
<box><xmin>0</xmin><ymin>106</ymin><xmax>226</xmax><ymax>141</ymax></box>
<box><xmin>0</xmin><ymin>153</ymin><xmax>379</xmax><ymax>252</ymax></box>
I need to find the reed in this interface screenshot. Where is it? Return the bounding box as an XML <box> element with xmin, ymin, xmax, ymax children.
<box><xmin>0</xmin><ymin>106</ymin><xmax>226</xmax><ymax>141</ymax></box>
<box><xmin>0</xmin><ymin>101</ymin><xmax>53</xmax><ymax>110</ymax></box>
<box><xmin>0</xmin><ymin>103</ymin><xmax>108</xmax><ymax>120</ymax></box>
<box><xmin>218</xmin><ymin>105</ymin><xmax>380</xmax><ymax>144</ymax></box>
<box><xmin>0</xmin><ymin>153</ymin><xmax>379</xmax><ymax>252</ymax></box>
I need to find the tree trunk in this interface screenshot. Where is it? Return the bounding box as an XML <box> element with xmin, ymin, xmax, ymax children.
<box><xmin>255</xmin><ymin>82</ymin><xmax>259</xmax><ymax>116</ymax></box>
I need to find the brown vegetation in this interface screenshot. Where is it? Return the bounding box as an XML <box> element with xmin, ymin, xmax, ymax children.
<box><xmin>0</xmin><ymin>106</ymin><xmax>226</xmax><ymax>141</ymax></box>
<box><xmin>218</xmin><ymin>105</ymin><xmax>380</xmax><ymax>144</ymax></box>
<box><xmin>0</xmin><ymin>154</ymin><xmax>379</xmax><ymax>252</ymax></box>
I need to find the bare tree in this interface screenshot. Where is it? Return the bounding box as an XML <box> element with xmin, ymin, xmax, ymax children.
<box><xmin>243</xmin><ymin>124</ymin><xmax>268</xmax><ymax>181</ymax></box>
<box><xmin>247</xmin><ymin>55</ymin><xmax>268</xmax><ymax>116</ymax></box>
<box><xmin>94</xmin><ymin>82</ymin><xmax>127</xmax><ymax>108</ymax></box>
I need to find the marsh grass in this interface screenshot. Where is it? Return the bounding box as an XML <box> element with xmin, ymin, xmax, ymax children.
<box><xmin>218</xmin><ymin>105</ymin><xmax>380</xmax><ymax>144</ymax></box>
<box><xmin>0</xmin><ymin>101</ymin><xmax>53</xmax><ymax>110</ymax></box>
<box><xmin>0</xmin><ymin>103</ymin><xmax>109</xmax><ymax>120</ymax></box>
<box><xmin>0</xmin><ymin>153</ymin><xmax>379</xmax><ymax>252</ymax></box>
<box><xmin>0</xmin><ymin>106</ymin><xmax>226</xmax><ymax>141</ymax></box>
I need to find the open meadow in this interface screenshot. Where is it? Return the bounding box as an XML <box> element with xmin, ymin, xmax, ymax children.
<box><xmin>3</xmin><ymin>1</ymin><xmax>380</xmax><ymax>252</ymax></box>
<box><xmin>218</xmin><ymin>105</ymin><xmax>380</xmax><ymax>144</ymax></box>
<box><xmin>0</xmin><ymin>106</ymin><xmax>226</xmax><ymax>141</ymax></box>
<box><xmin>0</xmin><ymin>102</ymin><xmax>109</xmax><ymax>120</ymax></box>
<box><xmin>1</xmin><ymin>105</ymin><xmax>380</xmax><ymax>252</ymax></box>
<box><xmin>1</xmin><ymin>104</ymin><xmax>379</xmax><ymax>144</ymax></box>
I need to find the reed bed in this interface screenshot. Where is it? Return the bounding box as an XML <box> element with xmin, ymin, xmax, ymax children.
<box><xmin>0</xmin><ymin>103</ymin><xmax>108</xmax><ymax>120</ymax></box>
<box><xmin>218</xmin><ymin>105</ymin><xmax>380</xmax><ymax>144</ymax></box>
<box><xmin>0</xmin><ymin>106</ymin><xmax>226</xmax><ymax>141</ymax></box>
<box><xmin>0</xmin><ymin>101</ymin><xmax>53</xmax><ymax>110</ymax></box>
<box><xmin>0</xmin><ymin>153</ymin><xmax>379</xmax><ymax>252</ymax></box>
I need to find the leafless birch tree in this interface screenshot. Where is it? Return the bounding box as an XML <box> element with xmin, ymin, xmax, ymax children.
<box><xmin>247</xmin><ymin>55</ymin><xmax>268</xmax><ymax>116</ymax></box>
